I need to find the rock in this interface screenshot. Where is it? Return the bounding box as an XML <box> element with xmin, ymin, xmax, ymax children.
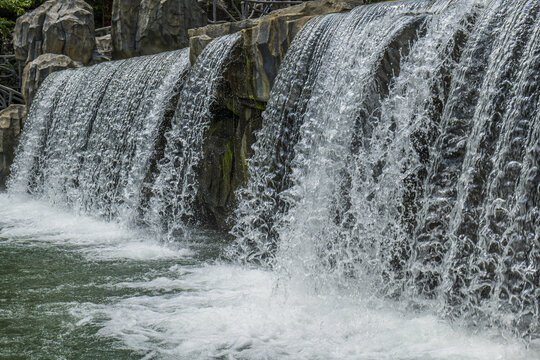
<box><xmin>112</xmin><ymin>0</ymin><xmax>208</xmax><ymax>59</ymax></box>
<box><xmin>95</xmin><ymin>34</ymin><xmax>112</xmax><ymax>61</ymax></box>
<box><xmin>13</xmin><ymin>0</ymin><xmax>95</xmax><ymax>65</ymax></box>
<box><xmin>242</xmin><ymin>15</ymin><xmax>314</xmax><ymax>102</ymax></box>
<box><xmin>22</xmin><ymin>54</ymin><xmax>82</xmax><ymax>106</ymax></box>
<box><xmin>197</xmin><ymin>99</ymin><xmax>263</xmax><ymax>228</ymax></box>
<box><xmin>189</xmin><ymin>19</ymin><xmax>258</xmax><ymax>64</ymax></box>
<box><xmin>0</xmin><ymin>105</ymin><xmax>27</xmax><ymax>188</ymax></box>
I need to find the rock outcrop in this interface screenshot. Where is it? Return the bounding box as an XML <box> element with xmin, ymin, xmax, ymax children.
<box><xmin>22</xmin><ymin>54</ymin><xmax>82</xmax><ymax>106</ymax></box>
<box><xmin>0</xmin><ymin>105</ymin><xmax>27</xmax><ymax>188</ymax></box>
<box><xmin>13</xmin><ymin>0</ymin><xmax>95</xmax><ymax>65</ymax></box>
<box><xmin>112</xmin><ymin>0</ymin><xmax>207</xmax><ymax>59</ymax></box>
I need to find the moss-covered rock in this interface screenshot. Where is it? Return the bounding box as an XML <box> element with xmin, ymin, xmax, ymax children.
<box><xmin>0</xmin><ymin>105</ymin><xmax>27</xmax><ymax>188</ymax></box>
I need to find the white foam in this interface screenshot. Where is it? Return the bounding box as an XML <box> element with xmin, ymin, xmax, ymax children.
<box><xmin>1</xmin><ymin>194</ymin><xmax>536</xmax><ymax>359</ymax></box>
<box><xmin>91</xmin><ymin>265</ymin><xmax>537</xmax><ymax>360</ymax></box>
<box><xmin>0</xmin><ymin>193</ymin><xmax>191</xmax><ymax>260</ymax></box>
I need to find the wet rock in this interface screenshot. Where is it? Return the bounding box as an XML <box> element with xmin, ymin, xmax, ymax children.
<box><xmin>0</xmin><ymin>105</ymin><xmax>27</xmax><ymax>188</ymax></box>
<box><xmin>13</xmin><ymin>0</ymin><xmax>95</xmax><ymax>65</ymax></box>
<box><xmin>112</xmin><ymin>0</ymin><xmax>207</xmax><ymax>59</ymax></box>
<box><xmin>22</xmin><ymin>54</ymin><xmax>82</xmax><ymax>106</ymax></box>
<box><xmin>190</xmin><ymin>0</ymin><xmax>365</xmax><ymax>227</ymax></box>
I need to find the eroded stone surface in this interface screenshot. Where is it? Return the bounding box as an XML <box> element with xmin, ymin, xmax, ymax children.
<box><xmin>22</xmin><ymin>54</ymin><xmax>82</xmax><ymax>106</ymax></box>
<box><xmin>0</xmin><ymin>105</ymin><xmax>27</xmax><ymax>188</ymax></box>
<box><xmin>13</xmin><ymin>0</ymin><xmax>95</xmax><ymax>65</ymax></box>
<box><xmin>112</xmin><ymin>0</ymin><xmax>207</xmax><ymax>59</ymax></box>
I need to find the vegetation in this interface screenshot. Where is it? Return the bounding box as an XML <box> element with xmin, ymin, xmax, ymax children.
<box><xmin>1</xmin><ymin>0</ymin><xmax>111</xmax><ymax>53</ymax></box>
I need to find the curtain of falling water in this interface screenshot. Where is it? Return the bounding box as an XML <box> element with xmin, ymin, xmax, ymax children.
<box><xmin>229</xmin><ymin>0</ymin><xmax>427</xmax><ymax>264</ymax></box>
<box><xmin>8</xmin><ymin>50</ymin><xmax>191</xmax><ymax>223</ymax></box>
<box><xmin>146</xmin><ymin>33</ymin><xmax>241</xmax><ymax>240</ymax></box>
<box><xmin>230</xmin><ymin>0</ymin><xmax>539</xmax><ymax>338</ymax></box>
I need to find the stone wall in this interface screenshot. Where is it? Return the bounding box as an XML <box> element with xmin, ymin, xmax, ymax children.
<box><xmin>111</xmin><ymin>0</ymin><xmax>207</xmax><ymax>59</ymax></box>
<box><xmin>0</xmin><ymin>105</ymin><xmax>26</xmax><ymax>188</ymax></box>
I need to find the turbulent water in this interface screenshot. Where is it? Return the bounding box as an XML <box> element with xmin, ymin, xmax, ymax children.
<box><xmin>3</xmin><ymin>0</ymin><xmax>539</xmax><ymax>356</ymax></box>
<box><xmin>8</xmin><ymin>49</ymin><xmax>191</xmax><ymax>221</ymax></box>
<box><xmin>1</xmin><ymin>194</ymin><xmax>538</xmax><ymax>359</ymax></box>
<box><xmin>146</xmin><ymin>33</ymin><xmax>241</xmax><ymax>239</ymax></box>
<box><xmin>231</xmin><ymin>0</ymin><xmax>539</xmax><ymax>340</ymax></box>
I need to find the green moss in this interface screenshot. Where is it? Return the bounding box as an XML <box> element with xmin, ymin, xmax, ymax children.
<box><xmin>222</xmin><ymin>140</ymin><xmax>234</xmax><ymax>194</ymax></box>
<box><xmin>241</xmin><ymin>150</ymin><xmax>248</xmax><ymax>174</ymax></box>
<box><xmin>208</xmin><ymin>120</ymin><xmax>224</xmax><ymax>136</ymax></box>
<box><xmin>255</xmin><ymin>101</ymin><xmax>266</xmax><ymax>110</ymax></box>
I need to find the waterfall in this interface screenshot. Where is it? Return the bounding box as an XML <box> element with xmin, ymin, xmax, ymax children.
<box><xmin>5</xmin><ymin>0</ymin><xmax>538</xmax><ymax>343</ymax></box>
<box><xmin>8</xmin><ymin>50</ymin><xmax>191</xmax><ymax>221</ymax></box>
<box><xmin>230</xmin><ymin>0</ymin><xmax>428</xmax><ymax>264</ymax></box>
<box><xmin>231</xmin><ymin>0</ymin><xmax>539</xmax><ymax>339</ymax></box>
<box><xmin>146</xmin><ymin>33</ymin><xmax>241</xmax><ymax>239</ymax></box>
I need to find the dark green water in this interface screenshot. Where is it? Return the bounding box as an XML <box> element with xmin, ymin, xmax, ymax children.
<box><xmin>0</xmin><ymin>194</ymin><xmax>537</xmax><ymax>360</ymax></box>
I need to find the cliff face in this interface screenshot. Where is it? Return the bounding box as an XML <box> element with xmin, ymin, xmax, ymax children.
<box><xmin>111</xmin><ymin>0</ymin><xmax>208</xmax><ymax>59</ymax></box>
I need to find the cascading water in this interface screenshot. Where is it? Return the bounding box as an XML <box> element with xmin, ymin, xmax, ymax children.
<box><xmin>231</xmin><ymin>0</ymin><xmax>539</xmax><ymax>339</ymax></box>
<box><xmin>2</xmin><ymin>0</ymin><xmax>539</xmax><ymax>356</ymax></box>
<box><xmin>230</xmin><ymin>0</ymin><xmax>428</xmax><ymax>263</ymax></box>
<box><xmin>8</xmin><ymin>49</ymin><xmax>191</xmax><ymax>222</ymax></box>
<box><xmin>146</xmin><ymin>33</ymin><xmax>241</xmax><ymax>239</ymax></box>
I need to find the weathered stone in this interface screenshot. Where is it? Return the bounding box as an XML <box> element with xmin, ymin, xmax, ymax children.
<box><xmin>13</xmin><ymin>0</ymin><xmax>95</xmax><ymax>65</ymax></box>
<box><xmin>197</xmin><ymin>95</ymin><xmax>263</xmax><ymax>228</ymax></box>
<box><xmin>22</xmin><ymin>54</ymin><xmax>82</xmax><ymax>106</ymax></box>
<box><xmin>188</xmin><ymin>19</ymin><xmax>258</xmax><ymax>40</ymax></box>
<box><xmin>189</xmin><ymin>35</ymin><xmax>214</xmax><ymax>64</ymax></box>
<box><xmin>242</xmin><ymin>16</ymin><xmax>313</xmax><ymax>102</ymax></box>
<box><xmin>0</xmin><ymin>105</ymin><xmax>27</xmax><ymax>188</ymax></box>
<box><xmin>112</xmin><ymin>0</ymin><xmax>207</xmax><ymax>59</ymax></box>
<box><xmin>95</xmin><ymin>34</ymin><xmax>112</xmax><ymax>61</ymax></box>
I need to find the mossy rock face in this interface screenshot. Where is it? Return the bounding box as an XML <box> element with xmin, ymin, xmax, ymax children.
<box><xmin>0</xmin><ymin>105</ymin><xmax>27</xmax><ymax>189</ymax></box>
<box><xmin>196</xmin><ymin>93</ymin><xmax>263</xmax><ymax>228</ymax></box>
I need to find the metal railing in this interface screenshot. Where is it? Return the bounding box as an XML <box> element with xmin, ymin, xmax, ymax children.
<box><xmin>210</xmin><ymin>0</ymin><xmax>305</xmax><ymax>23</ymax></box>
<box><xmin>0</xmin><ymin>55</ymin><xmax>24</xmax><ymax>111</ymax></box>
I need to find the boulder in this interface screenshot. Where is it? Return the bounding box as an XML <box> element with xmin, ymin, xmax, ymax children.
<box><xmin>0</xmin><ymin>105</ymin><xmax>27</xmax><ymax>188</ymax></box>
<box><xmin>13</xmin><ymin>0</ymin><xmax>95</xmax><ymax>65</ymax></box>
<box><xmin>22</xmin><ymin>54</ymin><xmax>82</xmax><ymax>106</ymax></box>
<box><xmin>112</xmin><ymin>0</ymin><xmax>208</xmax><ymax>59</ymax></box>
